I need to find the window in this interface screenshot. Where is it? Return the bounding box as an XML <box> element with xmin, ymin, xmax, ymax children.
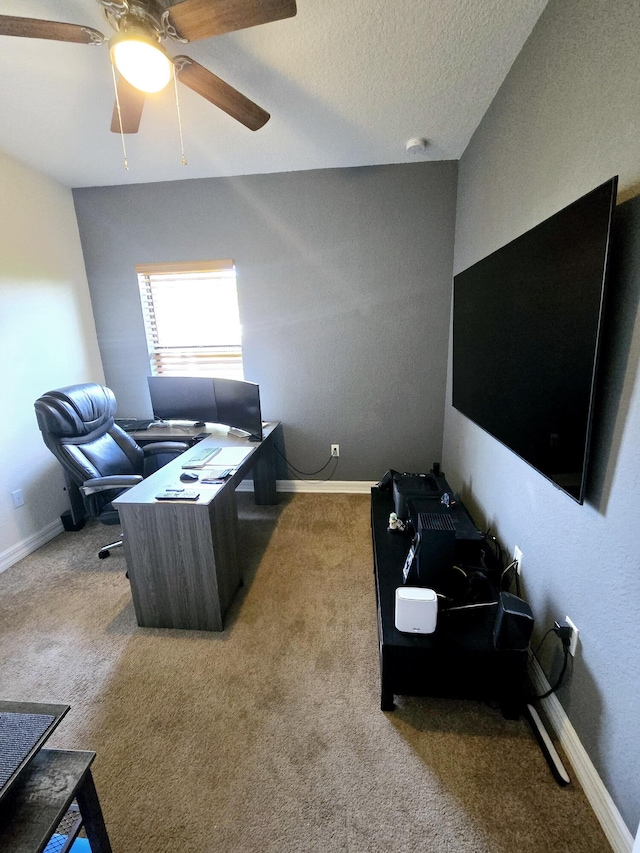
<box><xmin>136</xmin><ymin>260</ymin><xmax>243</xmax><ymax>380</ymax></box>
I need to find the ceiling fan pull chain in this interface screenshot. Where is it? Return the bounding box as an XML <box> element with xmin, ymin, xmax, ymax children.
<box><xmin>173</xmin><ymin>64</ymin><xmax>188</xmax><ymax>166</ymax></box>
<box><xmin>110</xmin><ymin>62</ymin><xmax>129</xmax><ymax>170</ymax></box>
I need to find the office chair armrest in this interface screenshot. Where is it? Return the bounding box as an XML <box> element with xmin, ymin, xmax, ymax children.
<box><xmin>142</xmin><ymin>441</ymin><xmax>189</xmax><ymax>457</ymax></box>
<box><xmin>80</xmin><ymin>475</ymin><xmax>143</xmax><ymax>496</ymax></box>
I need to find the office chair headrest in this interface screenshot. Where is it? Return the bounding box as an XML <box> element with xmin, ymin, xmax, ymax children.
<box><xmin>35</xmin><ymin>383</ymin><xmax>117</xmax><ymax>439</ymax></box>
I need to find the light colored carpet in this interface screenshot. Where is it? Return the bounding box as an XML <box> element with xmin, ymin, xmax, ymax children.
<box><xmin>0</xmin><ymin>493</ymin><xmax>611</xmax><ymax>852</ymax></box>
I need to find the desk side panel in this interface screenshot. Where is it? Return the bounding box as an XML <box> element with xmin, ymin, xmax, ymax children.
<box><xmin>119</xmin><ymin>492</ymin><xmax>239</xmax><ymax>631</ymax></box>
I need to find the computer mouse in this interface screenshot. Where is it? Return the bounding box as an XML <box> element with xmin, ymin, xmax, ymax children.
<box><xmin>180</xmin><ymin>471</ymin><xmax>199</xmax><ymax>482</ymax></box>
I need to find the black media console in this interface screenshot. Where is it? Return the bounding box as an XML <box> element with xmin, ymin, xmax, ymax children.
<box><xmin>371</xmin><ymin>481</ymin><xmax>529</xmax><ymax>715</ymax></box>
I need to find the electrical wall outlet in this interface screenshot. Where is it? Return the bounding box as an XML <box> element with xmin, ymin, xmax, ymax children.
<box><xmin>565</xmin><ymin>616</ymin><xmax>579</xmax><ymax>656</ymax></box>
<box><xmin>513</xmin><ymin>545</ymin><xmax>523</xmax><ymax>575</ymax></box>
<box><xmin>11</xmin><ymin>489</ymin><xmax>25</xmax><ymax>508</ymax></box>
<box><xmin>331</xmin><ymin>444</ymin><xmax>340</xmax><ymax>458</ymax></box>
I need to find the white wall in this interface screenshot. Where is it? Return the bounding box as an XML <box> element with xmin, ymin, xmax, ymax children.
<box><xmin>444</xmin><ymin>0</ymin><xmax>640</xmax><ymax>836</ymax></box>
<box><xmin>0</xmin><ymin>151</ymin><xmax>104</xmax><ymax>570</ymax></box>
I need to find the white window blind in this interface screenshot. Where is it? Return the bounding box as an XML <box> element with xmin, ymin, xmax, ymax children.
<box><xmin>135</xmin><ymin>260</ymin><xmax>244</xmax><ymax>379</ymax></box>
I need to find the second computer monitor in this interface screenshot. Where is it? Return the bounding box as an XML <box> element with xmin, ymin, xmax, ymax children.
<box><xmin>214</xmin><ymin>377</ymin><xmax>263</xmax><ymax>441</ymax></box>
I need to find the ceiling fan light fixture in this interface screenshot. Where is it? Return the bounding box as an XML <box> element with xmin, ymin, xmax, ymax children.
<box><xmin>110</xmin><ymin>29</ymin><xmax>172</xmax><ymax>94</ymax></box>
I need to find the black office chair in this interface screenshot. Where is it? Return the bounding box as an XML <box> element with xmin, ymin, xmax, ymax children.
<box><xmin>34</xmin><ymin>383</ymin><xmax>188</xmax><ymax>559</ymax></box>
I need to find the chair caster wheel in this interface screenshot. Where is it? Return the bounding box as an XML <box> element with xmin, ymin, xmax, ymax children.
<box><xmin>98</xmin><ymin>551</ymin><xmax>110</xmax><ymax>560</ymax></box>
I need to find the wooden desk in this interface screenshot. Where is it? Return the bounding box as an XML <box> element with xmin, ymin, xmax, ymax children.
<box><xmin>114</xmin><ymin>423</ymin><xmax>280</xmax><ymax>631</ymax></box>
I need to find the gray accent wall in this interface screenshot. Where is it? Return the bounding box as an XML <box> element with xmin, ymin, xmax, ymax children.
<box><xmin>73</xmin><ymin>162</ymin><xmax>457</xmax><ymax>481</ymax></box>
<box><xmin>444</xmin><ymin>0</ymin><xmax>640</xmax><ymax>833</ymax></box>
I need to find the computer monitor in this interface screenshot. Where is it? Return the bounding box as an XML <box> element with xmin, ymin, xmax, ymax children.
<box><xmin>147</xmin><ymin>376</ymin><xmax>263</xmax><ymax>440</ymax></box>
<box><xmin>214</xmin><ymin>378</ymin><xmax>263</xmax><ymax>441</ymax></box>
<box><xmin>147</xmin><ymin>376</ymin><xmax>218</xmax><ymax>424</ymax></box>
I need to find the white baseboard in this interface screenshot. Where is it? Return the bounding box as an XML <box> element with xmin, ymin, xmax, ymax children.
<box><xmin>0</xmin><ymin>518</ymin><xmax>64</xmax><ymax>574</ymax></box>
<box><xmin>237</xmin><ymin>479</ymin><xmax>377</xmax><ymax>494</ymax></box>
<box><xmin>529</xmin><ymin>657</ymin><xmax>634</xmax><ymax>853</ymax></box>
<box><xmin>276</xmin><ymin>479</ymin><xmax>377</xmax><ymax>494</ymax></box>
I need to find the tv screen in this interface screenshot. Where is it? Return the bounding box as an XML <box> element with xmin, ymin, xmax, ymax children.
<box><xmin>452</xmin><ymin>176</ymin><xmax>618</xmax><ymax>503</ymax></box>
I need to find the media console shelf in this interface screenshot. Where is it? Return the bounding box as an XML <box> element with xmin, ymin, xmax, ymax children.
<box><xmin>371</xmin><ymin>484</ymin><xmax>528</xmax><ymax>715</ymax></box>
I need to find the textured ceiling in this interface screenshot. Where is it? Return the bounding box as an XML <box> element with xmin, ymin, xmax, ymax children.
<box><xmin>0</xmin><ymin>0</ymin><xmax>549</xmax><ymax>188</ymax></box>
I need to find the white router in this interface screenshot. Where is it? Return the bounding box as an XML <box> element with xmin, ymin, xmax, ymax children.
<box><xmin>395</xmin><ymin>587</ymin><xmax>438</xmax><ymax>634</ymax></box>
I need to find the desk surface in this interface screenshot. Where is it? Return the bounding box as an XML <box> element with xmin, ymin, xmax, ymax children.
<box><xmin>115</xmin><ymin>421</ymin><xmax>279</xmax><ymax>508</ymax></box>
<box><xmin>130</xmin><ymin>421</ymin><xmax>276</xmax><ymax>443</ymax></box>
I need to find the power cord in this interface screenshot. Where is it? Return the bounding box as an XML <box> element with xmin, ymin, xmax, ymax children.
<box><xmin>500</xmin><ymin>558</ymin><xmax>521</xmax><ymax>595</ymax></box>
<box><xmin>274</xmin><ymin>445</ymin><xmax>339</xmax><ymax>481</ymax></box>
<box><xmin>480</xmin><ymin>529</ymin><xmax>522</xmax><ymax>595</ymax></box>
<box><xmin>530</xmin><ymin>627</ymin><xmax>555</xmax><ymax>658</ymax></box>
<box><xmin>483</xmin><ymin>528</ymin><xmax>503</xmax><ymax>563</ymax></box>
<box><xmin>528</xmin><ymin>624</ymin><xmax>572</xmax><ymax>699</ymax></box>
<box><xmin>523</xmin><ymin>623</ymin><xmax>574</xmax><ymax>785</ymax></box>
<box><xmin>477</xmin><ymin>529</ymin><xmax>570</xmax><ymax>783</ymax></box>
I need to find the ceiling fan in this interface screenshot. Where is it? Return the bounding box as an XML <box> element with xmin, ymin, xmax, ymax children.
<box><xmin>0</xmin><ymin>0</ymin><xmax>297</xmax><ymax>134</ymax></box>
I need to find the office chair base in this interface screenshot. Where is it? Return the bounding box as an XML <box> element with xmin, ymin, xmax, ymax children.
<box><xmin>98</xmin><ymin>538</ymin><xmax>123</xmax><ymax>559</ymax></box>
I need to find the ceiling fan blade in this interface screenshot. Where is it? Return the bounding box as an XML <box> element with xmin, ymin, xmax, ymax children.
<box><xmin>110</xmin><ymin>76</ymin><xmax>146</xmax><ymax>134</ymax></box>
<box><xmin>174</xmin><ymin>56</ymin><xmax>270</xmax><ymax>130</ymax></box>
<box><xmin>0</xmin><ymin>15</ymin><xmax>104</xmax><ymax>44</ymax></box>
<box><xmin>167</xmin><ymin>0</ymin><xmax>296</xmax><ymax>41</ymax></box>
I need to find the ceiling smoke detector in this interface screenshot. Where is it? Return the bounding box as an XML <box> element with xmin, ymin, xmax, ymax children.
<box><xmin>406</xmin><ymin>137</ymin><xmax>428</xmax><ymax>154</ymax></box>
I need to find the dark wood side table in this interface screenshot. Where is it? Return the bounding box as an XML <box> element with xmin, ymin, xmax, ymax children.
<box><xmin>0</xmin><ymin>748</ymin><xmax>111</xmax><ymax>853</ymax></box>
<box><xmin>0</xmin><ymin>700</ymin><xmax>69</xmax><ymax>802</ymax></box>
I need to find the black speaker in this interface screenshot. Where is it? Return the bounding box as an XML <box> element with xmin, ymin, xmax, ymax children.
<box><xmin>403</xmin><ymin>512</ymin><xmax>456</xmax><ymax>590</ymax></box>
<box><xmin>493</xmin><ymin>591</ymin><xmax>534</xmax><ymax>650</ymax></box>
<box><xmin>392</xmin><ymin>474</ymin><xmax>440</xmax><ymax>518</ymax></box>
<box><xmin>61</xmin><ymin>510</ymin><xmax>84</xmax><ymax>532</ymax></box>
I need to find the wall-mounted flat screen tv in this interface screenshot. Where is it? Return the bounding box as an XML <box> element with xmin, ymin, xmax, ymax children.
<box><xmin>452</xmin><ymin>176</ymin><xmax>618</xmax><ymax>504</ymax></box>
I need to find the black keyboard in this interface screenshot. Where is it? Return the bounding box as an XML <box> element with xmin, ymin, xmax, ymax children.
<box><xmin>115</xmin><ymin>418</ymin><xmax>156</xmax><ymax>432</ymax></box>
